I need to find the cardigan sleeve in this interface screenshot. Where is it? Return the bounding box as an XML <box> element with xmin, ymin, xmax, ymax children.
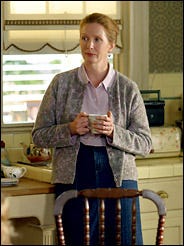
<box><xmin>106</xmin><ymin>75</ymin><xmax>152</xmax><ymax>157</ymax></box>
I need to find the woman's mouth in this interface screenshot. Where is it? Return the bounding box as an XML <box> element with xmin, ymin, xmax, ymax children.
<box><xmin>85</xmin><ymin>52</ymin><xmax>96</xmax><ymax>57</ymax></box>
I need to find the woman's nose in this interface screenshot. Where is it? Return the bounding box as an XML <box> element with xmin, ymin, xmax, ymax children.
<box><xmin>87</xmin><ymin>40</ymin><xmax>94</xmax><ymax>49</ymax></box>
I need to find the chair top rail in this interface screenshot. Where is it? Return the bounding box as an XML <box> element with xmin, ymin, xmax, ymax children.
<box><xmin>78</xmin><ymin>188</ymin><xmax>141</xmax><ymax>199</ymax></box>
<box><xmin>54</xmin><ymin>188</ymin><xmax>167</xmax><ymax>216</ymax></box>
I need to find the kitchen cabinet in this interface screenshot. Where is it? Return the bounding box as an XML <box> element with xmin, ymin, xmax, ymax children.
<box><xmin>139</xmin><ymin>174</ymin><xmax>183</xmax><ymax>245</ymax></box>
<box><xmin>2</xmin><ymin>178</ymin><xmax>56</xmax><ymax>245</ymax></box>
<box><xmin>136</xmin><ymin>126</ymin><xmax>183</xmax><ymax>245</ymax></box>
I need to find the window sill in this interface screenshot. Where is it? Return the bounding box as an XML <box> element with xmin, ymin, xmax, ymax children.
<box><xmin>1</xmin><ymin>123</ymin><xmax>34</xmax><ymax>133</ymax></box>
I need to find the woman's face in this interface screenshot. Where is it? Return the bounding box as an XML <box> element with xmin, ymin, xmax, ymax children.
<box><xmin>80</xmin><ymin>23</ymin><xmax>114</xmax><ymax>65</ymax></box>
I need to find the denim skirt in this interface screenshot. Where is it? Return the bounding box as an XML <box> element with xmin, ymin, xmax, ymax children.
<box><xmin>54</xmin><ymin>143</ymin><xmax>143</xmax><ymax>245</ymax></box>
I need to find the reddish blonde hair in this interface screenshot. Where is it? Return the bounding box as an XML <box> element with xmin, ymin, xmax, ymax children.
<box><xmin>80</xmin><ymin>13</ymin><xmax>119</xmax><ymax>44</ymax></box>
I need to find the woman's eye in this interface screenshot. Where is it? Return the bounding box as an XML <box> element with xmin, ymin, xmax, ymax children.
<box><xmin>81</xmin><ymin>36</ymin><xmax>88</xmax><ymax>41</ymax></box>
<box><xmin>94</xmin><ymin>38</ymin><xmax>100</xmax><ymax>42</ymax></box>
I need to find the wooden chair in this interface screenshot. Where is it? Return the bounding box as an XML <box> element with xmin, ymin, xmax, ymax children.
<box><xmin>54</xmin><ymin>188</ymin><xmax>166</xmax><ymax>245</ymax></box>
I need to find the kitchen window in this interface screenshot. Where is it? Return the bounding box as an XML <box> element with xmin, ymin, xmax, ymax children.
<box><xmin>2</xmin><ymin>54</ymin><xmax>82</xmax><ymax>124</ymax></box>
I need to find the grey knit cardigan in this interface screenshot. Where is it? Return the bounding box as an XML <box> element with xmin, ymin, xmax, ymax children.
<box><xmin>32</xmin><ymin>68</ymin><xmax>152</xmax><ymax>186</ymax></box>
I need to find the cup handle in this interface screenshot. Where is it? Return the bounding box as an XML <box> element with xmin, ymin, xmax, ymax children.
<box><xmin>20</xmin><ymin>167</ymin><xmax>27</xmax><ymax>177</ymax></box>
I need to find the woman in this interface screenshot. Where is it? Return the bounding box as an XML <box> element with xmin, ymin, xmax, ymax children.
<box><xmin>32</xmin><ymin>13</ymin><xmax>152</xmax><ymax>245</ymax></box>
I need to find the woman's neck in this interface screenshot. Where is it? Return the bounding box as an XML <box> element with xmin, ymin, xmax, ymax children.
<box><xmin>84</xmin><ymin>62</ymin><xmax>109</xmax><ymax>87</ymax></box>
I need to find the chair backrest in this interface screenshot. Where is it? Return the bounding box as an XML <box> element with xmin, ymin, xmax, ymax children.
<box><xmin>54</xmin><ymin>188</ymin><xmax>166</xmax><ymax>245</ymax></box>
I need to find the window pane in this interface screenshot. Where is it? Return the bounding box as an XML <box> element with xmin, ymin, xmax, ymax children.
<box><xmin>2</xmin><ymin>53</ymin><xmax>114</xmax><ymax>124</ymax></box>
<box><xmin>2</xmin><ymin>54</ymin><xmax>83</xmax><ymax>124</ymax></box>
<box><xmin>86</xmin><ymin>2</ymin><xmax>117</xmax><ymax>15</ymax></box>
<box><xmin>10</xmin><ymin>1</ymin><xmax>46</xmax><ymax>14</ymax></box>
<box><xmin>49</xmin><ymin>2</ymin><xmax>83</xmax><ymax>14</ymax></box>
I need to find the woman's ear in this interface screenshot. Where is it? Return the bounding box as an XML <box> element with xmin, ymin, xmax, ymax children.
<box><xmin>108</xmin><ymin>42</ymin><xmax>115</xmax><ymax>53</ymax></box>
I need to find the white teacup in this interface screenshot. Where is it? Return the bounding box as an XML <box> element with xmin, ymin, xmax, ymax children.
<box><xmin>88</xmin><ymin>114</ymin><xmax>107</xmax><ymax>134</ymax></box>
<box><xmin>2</xmin><ymin>165</ymin><xmax>27</xmax><ymax>179</ymax></box>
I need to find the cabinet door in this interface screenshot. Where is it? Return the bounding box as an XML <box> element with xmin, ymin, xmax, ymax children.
<box><xmin>139</xmin><ymin>176</ymin><xmax>183</xmax><ymax>245</ymax></box>
<box><xmin>141</xmin><ymin>209</ymin><xmax>183</xmax><ymax>245</ymax></box>
<box><xmin>139</xmin><ymin>177</ymin><xmax>183</xmax><ymax>211</ymax></box>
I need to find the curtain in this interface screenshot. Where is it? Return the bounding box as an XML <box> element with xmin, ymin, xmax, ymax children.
<box><xmin>3</xmin><ymin>1</ymin><xmax>123</xmax><ymax>54</ymax></box>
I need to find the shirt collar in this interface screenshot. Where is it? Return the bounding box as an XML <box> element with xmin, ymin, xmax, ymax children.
<box><xmin>78</xmin><ymin>63</ymin><xmax>115</xmax><ymax>90</ymax></box>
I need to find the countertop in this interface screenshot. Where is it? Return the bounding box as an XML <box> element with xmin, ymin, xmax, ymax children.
<box><xmin>13</xmin><ymin>153</ymin><xmax>183</xmax><ymax>183</ymax></box>
<box><xmin>1</xmin><ymin>177</ymin><xmax>54</xmax><ymax>197</ymax></box>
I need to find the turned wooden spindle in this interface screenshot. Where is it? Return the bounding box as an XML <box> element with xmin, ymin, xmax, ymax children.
<box><xmin>156</xmin><ymin>215</ymin><xmax>166</xmax><ymax>245</ymax></box>
<box><xmin>99</xmin><ymin>199</ymin><xmax>105</xmax><ymax>245</ymax></box>
<box><xmin>84</xmin><ymin>198</ymin><xmax>90</xmax><ymax>245</ymax></box>
<box><xmin>56</xmin><ymin>214</ymin><xmax>65</xmax><ymax>245</ymax></box>
<box><xmin>131</xmin><ymin>197</ymin><xmax>137</xmax><ymax>245</ymax></box>
<box><xmin>115</xmin><ymin>199</ymin><xmax>122</xmax><ymax>245</ymax></box>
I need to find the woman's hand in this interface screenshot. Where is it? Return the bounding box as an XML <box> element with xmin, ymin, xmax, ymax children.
<box><xmin>69</xmin><ymin>112</ymin><xmax>89</xmax><ymax>136</ymax></box>
<box><xmin>92</xmin><ymin>111</ymin><xmax>114</xmax><ymax>138</ymax></box>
